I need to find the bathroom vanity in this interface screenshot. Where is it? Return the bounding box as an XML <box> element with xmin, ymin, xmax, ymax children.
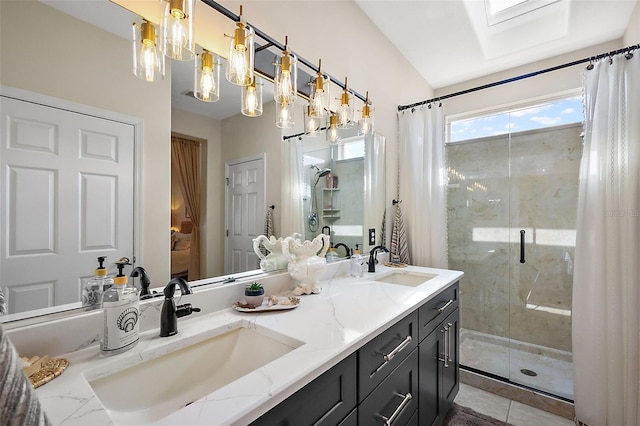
<box><xmin>10</xmin><ymin>263</ymin><xmax>462</xmax><ymax>425</ymax></box>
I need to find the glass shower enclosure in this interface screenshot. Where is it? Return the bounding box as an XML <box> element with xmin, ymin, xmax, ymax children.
<box><xmin>446</xmin><ymin>97</ymin><xmax>582</xmax><ymax>400</ymax></box>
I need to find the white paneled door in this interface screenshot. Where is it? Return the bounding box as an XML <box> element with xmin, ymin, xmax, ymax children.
<box><xmin>225</xmin><ymin>156</ymin><xmax>264</xmax><ymax>274</ymax></box>
<box><xmin>0</xmin><ymin>96</ymin><xmax>134</xmax><ymax>314</ymax></box>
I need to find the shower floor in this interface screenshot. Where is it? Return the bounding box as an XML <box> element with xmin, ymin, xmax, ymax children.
<box><xmin>460</xmin><ymin>328</ymin><xmax>574</xmax><ymax>400</ymax></box>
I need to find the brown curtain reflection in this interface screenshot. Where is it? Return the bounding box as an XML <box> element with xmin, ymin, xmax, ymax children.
<box><xmin>171</xmin><ymin>136</ymin><xmax>201</xmax><ymax>281</ymax></box>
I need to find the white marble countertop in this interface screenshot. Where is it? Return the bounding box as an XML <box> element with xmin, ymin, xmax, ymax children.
<box><xmin>34</xmin><ymin>264</ymin><xmax>462</xmax><ymax>426</ymax></box>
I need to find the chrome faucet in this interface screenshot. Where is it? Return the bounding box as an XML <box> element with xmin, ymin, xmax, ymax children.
<box><xmin>368</xmin><ymin>245</ymin><xmax>389</xmax><ymax>273</ymax></box>
<box><xmin>160</xmin><ymin>277</ymin><xmax>200</xmax><ymax>337</ymax></box>
<box><xmin>130</xmin><ymin>266</ymin><xmax>152</xmax><ymax>299</ymax></box>
<box><xmin>334</xmin><ymin>242</ymin><xmax>352</xmax><ymax>258</ymax></box>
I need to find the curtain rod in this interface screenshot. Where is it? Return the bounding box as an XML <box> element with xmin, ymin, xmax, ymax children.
<box><xmin>398</xmin><ymin>43</ymin><xmax>640</xmax><ymax>111</ymax></box>
<box><xmin>200</xmin><ymin>0</ymin><xmax>367</xmax><ymax>103</ymax></box>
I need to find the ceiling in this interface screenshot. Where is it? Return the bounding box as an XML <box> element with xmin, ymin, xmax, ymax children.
<box><xmin>355</xmin><ymin>0</ymin><xmax>638</xmax><ymax>89</ymax></box>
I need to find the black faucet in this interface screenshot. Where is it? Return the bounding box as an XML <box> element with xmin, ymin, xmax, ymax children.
<box><xmin>368</xmin><ymin>245</ymin><xmax>389</xmax><ymax>273</ymax></box>
<box><xmin>334</xmin><ymin>243</ymin><xmax>352</xmax><ymax>258</ymax></box>
<box><xmin>130</xmin><ymin>266</ymin><xmax>152</xmax><ymax>299</ymax></box>
<box><xmin>160</xmin><ymin>277</ymin><xmax>200</xmax><ymax>337</ymax></box>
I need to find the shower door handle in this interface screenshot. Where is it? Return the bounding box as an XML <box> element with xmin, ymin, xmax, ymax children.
<box><xmin>520</xmin><ymin>230</ymin><xmax>526</xmax><ymax>263</ymax></box>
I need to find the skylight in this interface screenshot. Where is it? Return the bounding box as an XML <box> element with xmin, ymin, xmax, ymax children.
<box><xmin>484</xmin><ymin>0</ymin><xmax>561</xmax><ymax>26</ymax></box>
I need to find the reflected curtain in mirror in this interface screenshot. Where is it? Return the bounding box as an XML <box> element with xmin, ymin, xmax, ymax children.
<box><xmin>171</xmin><ymin>136</ymin><xmax>201</xmax><ymax>281</ymax></box>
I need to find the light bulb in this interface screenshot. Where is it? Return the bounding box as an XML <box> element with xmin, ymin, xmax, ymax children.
<box><xmin>308</xmin><ymin>117</ymin><xmax>317</xmax><ymax>131</ymax></box>
<box><xmin>199</xmin><ymin>68</ymin><xmax>215</xmax><ymax>101</ymax></box>
<box><xmin>228</xmin><ymin>48</ymin><xmax>248</xmax><ymax>85</ymax></box>
<box><xmin>328</xmin><ymin>127</ymin><xmax>339</xmax><ymax>143</ymax></box>
<box><xmin>312</xmin><ymin>92</ymin><xmax>325</xmax><ymax>116</ymax></box>
<box><xmin>167</xmin><ymin>15</ymin><xmax>186</xmax><ymax>58</ymax></box>
<box><xmin>245</xmin><ymin>87</ymin><xmax>256</xmax><ymax>115</ymax></box>
<box><xmin>359</xmin><ymin>117</ymin><xmax>372</xmax><ymax>135</ymax></box>
<box><xmin>280</xmin><ymin>105</ymin><xmax>289</xmax><ymax>122</ymax></box>
<box><xmin>140</xmin><ymin>43</ymin><xmax>158</xmax><ymax>82</ymax></box>
<box><xmin>277</xmin><ymin>70</ymin><xmax>293</xmax><ymax>103</ymax></box>
<box><xmin>338</xmin><ymin>105</ymin><xmax>350</xmax><ymax>127</ymax></box>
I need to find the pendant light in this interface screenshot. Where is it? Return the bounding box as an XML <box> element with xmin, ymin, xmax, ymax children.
<box><xmin>327</xmin><ymin>114</ymin><xmax>340</xmax><ymax>144</ymax></box>
<box><xmin>225</xmin><ymin>6</ymin><xmax>255</xmax><ymax>86</ymax></box>
<box><xmin>241</xmin><ymin>76</ymin><xmax>263</xmax><ymax>117</ymax></box>
<box><xmin>160</xmin><ymin>0</ymin><xmax>195</xmax><ymax>61</ymax></box>
<box><xmin>310</xmin><ymin>59</ymin><xmax>329</xmax><ymax>117</ymax></box>
<box><xmin>358</xmin><ymin>91</ymin><xmax>374</xmax><ymax>136</ymax></box>
<box><xmin>337</xmin><ymin>77</ymin><xmax>353</xmax><ymax>128</ymax></box>
<box><xmin>132</xmin><ymin>20</ymin><xmax>164</xmax><ymax>82</ymax></box>
<box><xmin>276</xmin><ymin>99</ymin><xmax>295</xmax><ymax>128</ymax></box>
<box><xmin>274</xmin><ymin>37</ymin><xmax>298</xmax><ymax>105</ymax></box>
<box><xmin>304</xmin><ymin>104</ymin><xmax>322</xmax><ymax>137</ymax></box>
<box><xmin>194</xmin><ymin>49</ymin><xmax>220</xmax><ymax>102</ymax></box>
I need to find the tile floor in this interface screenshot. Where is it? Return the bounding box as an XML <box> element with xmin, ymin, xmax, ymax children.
<box><xmin>454</xmin><ymin>383</ymin><xmax>575</xmax><ymax>426</ymax></box>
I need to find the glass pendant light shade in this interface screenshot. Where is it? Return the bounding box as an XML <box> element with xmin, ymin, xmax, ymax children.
<box><xmin>241</xmin><ymin>76</ymin><xmax>263</xmax><ymax>117</ymax></box>
<box><xmin>274</xmin><ymin>37</ymin><xmax>298</xmax><ymax>105</ymax></box>
<box><xmin>358</xmin><ymin>91</ymin><xmax>375</xmax><ymax>136</ymax></box>
<box><xmin>226</xmin><ymin>6</ymin><xmax>254</xmax><ymax>86</ymax></box>
<box><xmin>310</xmin><ymin>59</ymin><xmax>329</xmax><ymax>117</ymax></box>
<box><xmin>337</xmin><ymin>77</ymin><xmax>353</xmax><ymax>128</ymax></box>
<box><xmin>160</xmin><ymin>0</ymin><xmax>195</xmax><ymax>61</ymax></box>
<box><xmin>304</xmin><ymin>104</ymin><xmax>322</xmax><ymax>137</ymax></box>
<box><xmin>194</xmin><ymin>49</ymin><xmax>220</xmax><ymax>102</ymax></box>
<box><xmin>132</xmin><ymin>20</ymin><xmax>164</xmax><ymax>82</ymax></box>
<box><xmin>327</xmin><ymin>114</ymin><xmax>341</xmax><ymax>144</ymax></box>
<box><xmin>276</xmin><ymin>99</ymin><xmax>295</xmax><ymax>128</ymax></box>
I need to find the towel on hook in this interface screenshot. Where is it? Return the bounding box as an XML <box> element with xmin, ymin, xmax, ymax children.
<box><xmin>379</xmin><ymin>209</ymin><xmax>386</xmax><ymax>247</ymax></box>
<box><xmin>390</xmin><ymin>202</ymin><xmax>410</xmax><ymax>264</ymax></box>
<box><xmin>261</xmin><ymin>207</ymin><xmax>275</xmax><ymax>256</ymax></box>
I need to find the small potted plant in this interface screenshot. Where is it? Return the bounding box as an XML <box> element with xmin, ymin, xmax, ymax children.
<box><xmin>244</xmin><ymin>282</ymin><xmax>265</xmax><ymax>306</ymax></box>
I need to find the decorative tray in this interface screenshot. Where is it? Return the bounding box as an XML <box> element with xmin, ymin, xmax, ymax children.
<box><xmin>384</xmin><ymin>262</ymin><xmax>408</xmax><ymax>268</ymax></box>
<box><xmin>233</xmin><ymin>296</ymin><xmax>300</xmax><ymax>313</ymax></box>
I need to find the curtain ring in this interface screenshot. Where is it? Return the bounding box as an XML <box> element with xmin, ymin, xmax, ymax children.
<box><xmin>586</xmin><ymin>57</ymin><xmax>594</xmax><ymax>70</ymax></box>
<box><xmin>625</xmin><ymin>48</ymin><xmax>634</xmax><ymax>60</ymax></box>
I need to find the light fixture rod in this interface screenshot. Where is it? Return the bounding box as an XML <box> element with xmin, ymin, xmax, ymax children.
<box><xmin>200</xmin><ymin>0</ymin><xmax>367</xmax><ymax>102</ymax></box>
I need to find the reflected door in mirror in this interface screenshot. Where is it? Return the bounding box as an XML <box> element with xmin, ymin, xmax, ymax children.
<box><xmin>0</xmin><ymin>97</ymin><xmax>134</xmax><ymax>314</ymax></box>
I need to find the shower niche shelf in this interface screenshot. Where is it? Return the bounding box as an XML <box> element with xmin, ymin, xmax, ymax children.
<box><xmin>322</xmin><ymin>188</ymin><xmax>340</xmax><ymax>219</ymax></box>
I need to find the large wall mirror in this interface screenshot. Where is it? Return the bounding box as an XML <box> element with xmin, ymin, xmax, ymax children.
<box><xmin>0</xmin><ymin>0</ymin><xmax>386</xmax><ymax>325</ymax></box>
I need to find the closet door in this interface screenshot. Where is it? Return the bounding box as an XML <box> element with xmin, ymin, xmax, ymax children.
<box><xmin>0</xmin><ymin>96</ymin><xmax>134</xmax><ymax>314</ymax></box>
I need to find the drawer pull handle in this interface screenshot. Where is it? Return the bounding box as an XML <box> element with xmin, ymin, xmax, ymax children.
<box><xmin>383</xmin><ymin>335</ymin><xmax>413</xmax><ymax>362</ymax></box>
<box><xmin>436</xmin><ymin>299</ymin><xmax>454</xmax><ymax>313</ymax></box>
<box><xmin>380</xmin><ymin>392</ymin><xmax>413</xmax><ymax>426</ymax></box>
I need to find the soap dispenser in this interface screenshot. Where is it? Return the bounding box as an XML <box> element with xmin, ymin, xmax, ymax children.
<box><xmin>82</xmin><ymin>256</ymin><xmax>113</xmax><ymax>309</ymax></box>
<box><xmin>101</xmin><ymin>257</ymin><xmax>139</xmax><ymax>356</ymax></box>
<box><xmin>326</xmin><ymin>244</ymin><xmax>339</xmax><ymax>263</ymax></box>
<box><xmin>350</xmin><ymin>244</ymin><xmax>363</xmax><ymax>277</ymax></box>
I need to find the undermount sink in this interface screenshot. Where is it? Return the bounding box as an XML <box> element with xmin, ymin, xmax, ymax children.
<box><xmin>373</xmin><ymin>271</ymin><xmax>436</xmax><ymax>287</ymax></box>
<box><xmin>84</xmin><ymin>322</ymin><xmax>303</xmax><ymax>425</ymax></box>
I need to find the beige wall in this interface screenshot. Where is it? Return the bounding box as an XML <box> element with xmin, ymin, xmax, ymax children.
<box><xmin>171</xmin><ymin>109</ymin><xmax>224</xmax><ymax>278</ymax></box>
<box><xmin>624</xmin><ymin>0</ymin><xmax>640</xmax><ymax>45</ymax></box>
<box><xmin>434</xmin><ymin>40</ymin><xmax>623</xmax><ymax>117</ymax></box>
<box><xmin>0</xmin><ymin>1</ymin><xmax>171</xmax><ymax>281</ymax></box>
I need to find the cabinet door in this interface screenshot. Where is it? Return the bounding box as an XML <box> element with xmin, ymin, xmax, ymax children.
<box><xmin>441</xmin><ymin>308</ymin><xmax>459</xmax><ymax>411</ymax></box>
<box><xmin>418</xmin><ymin>282</ymin><xmax>458</xmax><ymax>342</ymax></box>
<box><xmin>418</xmin><ymin>326</ymin><xmax>445</xmax><ymax>426</ymax></box>
<box><xmin>251</xmin><ymin>353</ymin><xmax>357</xmax><ymax>426</ymax></box>
<box><xmin>359</xmin><ymin>348</ymin><xmax>418</xmax><ymax>425</ymax></box>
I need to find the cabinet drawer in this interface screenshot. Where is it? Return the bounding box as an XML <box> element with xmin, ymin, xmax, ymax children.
<box><xmin>359</xmin><ymin>347</ymin><xmax>419</xmax><ymax>425</ymax></box>
<box><xmin>358</xmin><ymin>310</ymin><xmax>418</xmax><ymax>401</ymax></box>
<box><xmin>418</xmin><ymin>282</ymin><xmax>459</xmax><ymax>342</ymax></box>
<box><xmin>251</xmin><ymin>352</ymin><xmax>357</xmax><ymax>426</ymax></box>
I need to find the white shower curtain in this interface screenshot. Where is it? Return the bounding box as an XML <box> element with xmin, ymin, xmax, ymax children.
<box><xmin>398</xmin><ymin>104</ymin><xmax>447</xmax><ymax>268</ymax></box>
<box><xmin>281</xmin><ymin>137</ymin><xmax>305</xmax><ymax>238</ymax></box>
<box><xmin>573</xmin><ymin>52</ymin><xmax>639</xmax><ymax>426</ymax></box>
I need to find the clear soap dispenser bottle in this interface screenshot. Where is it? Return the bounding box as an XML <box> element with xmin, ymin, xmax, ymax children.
<box><xmin>82</xmin><ymin>256</ymin><xmax>113</xmax><ymax>309</ymax></box>
<box><xmin>350</xmin><ymin>244</ymin><xmax>363</xmax><ymax>277</ymax></box>
<box><xmin>326</xmin><ymin>245</ymin><xmax>339</xmax><ymax>263</ymax></box>
<box><xmin>101</xmin><ymin>257</ymin><xmax>139</xmax><ymax>356</ymax></box>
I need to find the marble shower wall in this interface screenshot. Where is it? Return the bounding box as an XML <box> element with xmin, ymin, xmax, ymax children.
<box><xmin>447</xmin><ymin>124</ymin><xmax>582</xmax><ymax>353</ymax></box>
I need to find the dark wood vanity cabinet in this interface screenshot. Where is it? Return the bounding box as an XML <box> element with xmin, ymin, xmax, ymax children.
<box><xmin>252</xmin><ymin>282</ymin><xmax>459</xmax><ymax>426</ymax></box>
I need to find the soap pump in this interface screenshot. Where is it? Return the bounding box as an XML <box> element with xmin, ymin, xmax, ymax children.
<box><xmin>82</xmin><ymin>256</ymin><xmax>113</xmax><ymax>309</ymax></box>
<box><xmin>101</xmin><ymin>257</ymin><xmax>140</xmax><ymax>356</ymax></box>
<box><xmin>350</xmin><ymin>244</ymin><xmax>363</xmax><ymax>277</ymax></box>
<box><xmin>326</xmin><ymin>244</ymin><xmax>339</xmax><ymax>263</ymax></box>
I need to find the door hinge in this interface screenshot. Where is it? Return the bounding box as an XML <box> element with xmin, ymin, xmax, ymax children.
<box><xmin>225</xmin><ymin>177</ymin><xmax>229</xmax><ymax>186</ymax></box>
<box><xmin>226</xmin><ymin>229</ymin><xmax>229</xmax><ymax>237</ymax></box>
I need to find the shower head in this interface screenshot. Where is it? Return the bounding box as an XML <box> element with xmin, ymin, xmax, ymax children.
<box><xmin>316</xmin><ymin>168</ymin><xmax>331</xmax><ymax>178</ymax></box>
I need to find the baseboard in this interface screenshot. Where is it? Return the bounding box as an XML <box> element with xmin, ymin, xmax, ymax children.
<box><xmin>460</xmin><ymin>369</ymin><xmax>575</xmax><ymax>420</ymax></box>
